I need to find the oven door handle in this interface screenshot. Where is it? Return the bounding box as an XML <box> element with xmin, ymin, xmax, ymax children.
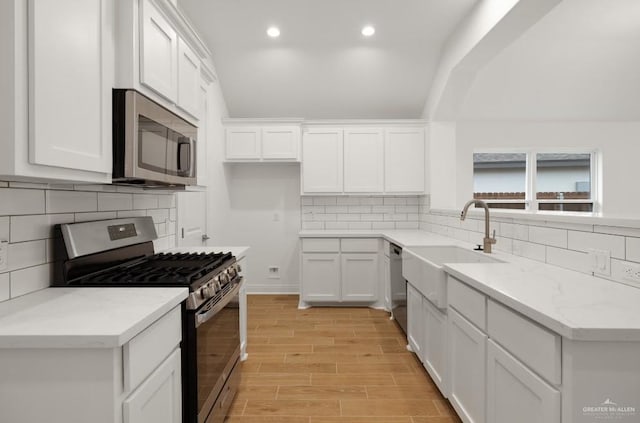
<box><xmin>195</xmin><ymin>278</ymin><xmax>243</xmax><ymax>328</ymax></box>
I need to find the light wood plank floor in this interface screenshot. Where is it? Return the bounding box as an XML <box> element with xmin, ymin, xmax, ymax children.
<box><xmin>226</xmin><ymin>295</ymin><xmax>461</xmax><ymax>423</ymax></box>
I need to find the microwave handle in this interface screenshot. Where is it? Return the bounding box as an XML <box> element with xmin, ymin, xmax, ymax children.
<box><xmin>177</xmin><ymin>137</ymin><xmax>196</xmax><ymax>176</ymax></box>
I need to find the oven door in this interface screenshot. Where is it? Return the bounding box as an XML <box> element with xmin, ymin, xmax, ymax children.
<box><xmin>194</xmin><ymin>279</ymin><xmax>242</xmax><ymax>423</ymax></box>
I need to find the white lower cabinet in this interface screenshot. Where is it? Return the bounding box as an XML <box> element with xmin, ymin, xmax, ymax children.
<box><xmin>487</xmin><ymin>340</ymin><xmax>560</xmax><ymax>423</ymax></box>
<box><xmin>301</xmin><ymin>253</ymin><xmax>341</xmax><ymax>302</ymax></box>
<box><xmin>123</xmin><ymin>349</ymin><xmax>182</xmax><ymax>423</ymax></box>
<box><xmin>383</xmin><ymin>253</ymin><xmax>391</xmax><ymax>311</ymax></box>
<box><xmin>300</xmin><ymin>238</ymin><xmax>379</xmax><ymax>306</ymax></box>
<box><xmin>341</xmin><ymin>253</ymin><xmax>378</xmax><ymax>302</ymax></box>
<box><xmin>448</xmin><ymin>308</ymin><xmax>487</xmax><ymax>423</ymax></box>
<box><xmin>406</xmin><ymin>282</ymin><xmax>424</xmax><ymax>358</ymax></box>
<box><xmin>422</xmin><ymin>298</ymin><xmax>448</xmax><ymax>395</ymax></box>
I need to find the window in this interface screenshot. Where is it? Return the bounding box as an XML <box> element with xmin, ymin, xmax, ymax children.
<box><xmin>473</xmin><ymin>150</ymin><xmax>598</xmax><ymax>213</ymax></box>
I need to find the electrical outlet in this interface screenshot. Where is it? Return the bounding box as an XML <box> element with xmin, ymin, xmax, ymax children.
<box><xmin>622</xmin><ymin>262</ymin><xmax>640</xmax><ymax>284</ymax></box>
<box><xmin>588</xmin><ymin>249</ymin><xmax>611</xmax><ymax>276</ymax></box>
<box><xmin>268</xmin><ymin>266</ymin><xmax>280</xmax><ymax>279</ymax></box>
<box><xmin>0</xmin><ymin>240</ymin><xmax>7</xmax><ymax>272</ymax></box>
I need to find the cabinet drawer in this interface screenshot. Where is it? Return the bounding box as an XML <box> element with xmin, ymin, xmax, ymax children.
<box><xmin>302</xmin><ymin>238</ymin><xmax>340</xmax><ymax>253</ymax></box>
<box><xmin>448</xmin><ymin>276</ymin><xmax>486</xmax><ymax>331</ymax></box>
<box><xmin>340</xmin><ymin>238</ymin><xmax>379</xmax><ymax>253</ymax></box>
<box><xmin>488</xmin><ymin>300</ymin><xmax>561</xmax><ymax>385</ymax></box>
<box><xmin>123</xmin><ymin>305</ymin><xmax>182</xmax><ymax>392</ymax></box>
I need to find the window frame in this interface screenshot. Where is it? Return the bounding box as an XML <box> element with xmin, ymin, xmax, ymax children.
<box><xmin>473</xmin><ymin>148</ymin><xmax>600</xmax><ymax>213</ymax></box>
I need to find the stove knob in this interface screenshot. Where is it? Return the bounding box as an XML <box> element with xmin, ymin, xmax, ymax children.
<box><xmin>200</xmin><ymin>285</ymin><xmax>212</xmax><ymax>299</ymax></box>
<box><xmin>219</xmin><ymin>273</ymin><xmax>229</xmax><ymax>284</ymax></box>
<box><xmin>237</xmin><ymin>264</ymin><xmax>242</xmax><ymax>273</ymax></box>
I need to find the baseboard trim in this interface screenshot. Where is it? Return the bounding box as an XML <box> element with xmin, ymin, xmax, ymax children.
<box><xmin>245</xmin><ymin>284</ymin><xmax>299</xmax><ymax>294</ymax></box>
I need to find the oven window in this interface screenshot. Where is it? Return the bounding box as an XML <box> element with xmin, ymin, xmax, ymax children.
<box><xmin>138</xmin><ymin>115</ymin><xmax>169</xmax><ymax>174</ymax></box>
<box><xmin>196</xmin><ymin>296</ymin><xmax>240</xmax><ymax>412</ymax></box>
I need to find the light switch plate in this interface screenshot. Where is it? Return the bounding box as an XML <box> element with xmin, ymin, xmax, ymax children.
<box><xmin>0</xmin><ymin>240</ymin><xmax>7</xmax><ymax>271</ymax></box>
<box><xmin>588</xmin><ymin>248</ymin><xmax>611</xmax><ymax>276</ymax></box>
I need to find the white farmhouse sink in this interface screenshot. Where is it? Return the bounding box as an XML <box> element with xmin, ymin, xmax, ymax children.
<box><xmin>402</xmin><ymin>246</ymin><xmax>503</xmax><ymax>309</ymax></box>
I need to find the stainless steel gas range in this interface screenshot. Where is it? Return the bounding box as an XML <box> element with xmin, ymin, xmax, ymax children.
<box><xmin>53</xmin><ymin>216</ymin><xmax>242</xmax><ymax>423</ymax></box>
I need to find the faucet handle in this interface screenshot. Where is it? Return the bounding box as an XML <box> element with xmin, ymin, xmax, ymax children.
<box><xmin>492</xmin><ymin>229</ymin><xmax>496</xmax><ymax>239</ymax></box>
<box><xmin>474</xmin><ymin>244</ymin><xmax>483</xmax><ymax>251</ymax></box>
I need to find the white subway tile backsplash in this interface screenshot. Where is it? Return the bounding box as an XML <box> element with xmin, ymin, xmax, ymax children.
<box><xmin>301</xmin><ymin>197</ymin><xmax>313</xmax><ymax>206</ymax></box>
<box><xmin>384</xmin><ymin>213</ymin><xmax>407</xmax><ymax>221</ymax></box>
<box><xmin>359</xmin><ymin>197</ymin><xmax>384</xmax><ymax>205</ymax></box>
<box><xmin>372</xmin><ymin>222</ymin><xmax>395</xmax><ymax>229</ymax></box>
<box><xmin>302</xmin><ymin>206</ymin><xmax>325</xmax><ymax>214</ymax></box>
<box><xmin>158</xmin><ymin>195</ymin><xmax>175</xmax><ymax>209</ymax></box>
<box><xmin>499</xmin><ymin>222</ymin><xmax>529</xmax><ymax>241</ymax></box>
<box><xmin>372</xmin><ymin>205</ymin><xmax>395</xmax><ymax>213</ymax></box>
<box><xmin>568</xmin><ymin>231</ymin><xmax>625</xmax><ymax>259</ymax></box>
<box><xmin>529</xmin><ymin>226</ymin><xmax>567</xmax><ymax>248</ymax></box>
<box><xmin>347</xmin><ymin>206</ymin><xmax>372</xmax><ymax>213</ymax></box>
<box><xmin>337</xmin><ymin>214</ymin><xmax>361</xmax><ymax>221</ymax></box>
<box><xmin>334</xmin><ymin>197</ymin><xmax>358</xmax><ymax>206</ymax></box>
<box><xmin>395</xmin><ymin>205</ymin><xmax>419</xmax><ymax>213</ymax></box>
<box><xmin>133</xmin><ymin>194</ymin><xmax>159</xmax><ymax>210</ymax></box>
<box><xmin>383</xmin><ymin>197</ymin><xmax>407</xmax><ymax>205</ymax></box>
<box><xmin>8</xmin><ymin>241</ymin><xmax>46</xmax><ymax>272</ymax></box>
<box><xmin>9</xmin><ymin>181</ymin><xmax>50</xmax><ymax>190</ymax></box>
<box><xmin>325</xmin><ymin>222</ymin><xmax>349</xmax><ymax>230</ymax></box>
<box><xmin>314</xmin><ymin>214</ymin><xmax>337</xmax><ymax>221</ymax></box>
<box><xmin>546</xmin><ymin>246</ymin><xmax>590</xmax><ymax>274</ymax></box>
<box><xmin>348</xmin><ymin>222</ymin><xmax>372</xmax><ymax>230</ymax></box>
<box><xmin>360</xmin><ymin>214</ymin><xmax>383</xmax><ymax>222</ymax></box>
<box><xmin>10</xmin><ymin>214</ymin><xmax>74</xmax><ymax>242</ymax></box>
<box><xmin>0</xmin><ymin>273</ymin><xmax>9</xmax><ymax>301</ymax></box>
<box><xmin>98</xmin><ymin>193</ymin><xmax>133</xmax><ymax>211</ymax></box>
<box><xmin>512</xmin><ymin>240</ymin><xmax>546</xmax><ymax>262</ymax></box>
<box><xmin>325</xmin><ymin>206</ymin><xmax>348</xmax><ymax>214</ymax></box>
<box><xmin>46</xmin><ymin>190</ymin><xmax>97</xmax><ymax>213</ymax></box>
<box><xmin>0</xmin><ymin>188</ymin><xmax>45</xmax><ymax>215</ymax></box>
<box><xmin>595</xmin><ymin>225</ymin><xmax>640</xmax><ymax>238</ymax></box>
<box><xmin>313</xmin><ymin>197</ymin><xmax>337</xmax><ymax>206</ymax></box>
<box><xmin>302</xmin><ymin>221</ymin><xmax>324</xmax><ymax>230</ymax></box>
<box><xmin>117</xmin><ymin>210</ymin><xmax>147</xmax><ymax>218</ymax></box>
<box><xmin>0</xmin><ymin>217</ymin><xmax>9</xmax><ymax>240</ymax></box>
<box><xmin>169</xmin><ymin>208</ymin><xmax>176</xmax><ymax>222</ymax></box>
<box><xmin>147</xmin><ymin>209</ymin><xmax>169</xmax><ymax>224</ymax></box>
<box><xmin>395</xmin><ymin>221</ymin><xmax>419</xmax><ymax>230</ymax></box>
<box><xmin>626</xmin><ymin>237</ymin><xmax>640</xmax><ymax>263</ymax></box>
<box><xmin>74</xmin><ymin>184</ymin><xmax>117</xmax><ymax>192</ymax></box>
<box><xmin>74</xmin><ymin>212</ymin><xmax>117</xmax><ymax>223</ymax></box>
<box><xmin>10</xmin><ymin>264</ymin><xmax>51</xmax><ymax>298</ymax></box>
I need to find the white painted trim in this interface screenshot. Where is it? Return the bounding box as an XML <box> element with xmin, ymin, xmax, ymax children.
<box><xmin>245</xmin><ymin>285</ymin><xmax>300</xmax><ymax>294</ymax></box>
<box><xmin>151</xmin><ymin>0</ymin><xmax>211</xmax><ymax>59</ymax></box>
<box><xmin>223</xmin><ymin>118</ymin><xmax>305</xmax><ymax>125</ymax></box>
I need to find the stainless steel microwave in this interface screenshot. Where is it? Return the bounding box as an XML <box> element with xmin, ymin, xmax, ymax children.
<box><xmin>113</xmin><ymin>89</ymin><xmax>197</xmax><ymax>187</ymax></box>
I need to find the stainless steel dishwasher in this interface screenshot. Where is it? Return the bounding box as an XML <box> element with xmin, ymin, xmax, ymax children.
<box><xmin>390</xmin><ymin>243</ymin><xmax>407</xmax><ymax>334</ymax></box>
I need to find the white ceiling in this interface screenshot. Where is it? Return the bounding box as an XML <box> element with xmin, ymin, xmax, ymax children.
<box><xmin>179</xmin><ymin>0</ymin><xmax>478</xmax><ymax>119</ymax></box>
<box><xmin>459</xmin><ymin>0</ymin><xmax>640</xmax><ymax>120</ymax></box>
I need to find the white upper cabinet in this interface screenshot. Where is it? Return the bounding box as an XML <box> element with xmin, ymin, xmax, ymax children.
<box><xmin>302</xmin><ymin>128</ymin><xmax>344</xmax><ymax>193</ymax></box>
<box><xmin>262</xmin><ymin>127</ymin><xmax>300</xmax><ymax>160</ymax></box>
<box><xmin>140</xmin><ymin>0</ymin><xmax>178</xmax><ymax>102</ymax></box>
<box><xmin>225</xmin><ymin>127</ymin><xmax>261</xmax><ymax>160</ymax></box>
<box><xmin>385</xmin><ymin>128</ymin><xmax>425</xmax><ymax>193</ymax></box>
<box><xmin>300</xmin><ymin>122</ymin><xmax>426</xmax><ymax>195</ymax></box>
<box><xmin>343</xmin><ymin>129</ymin><xmax>384</xmax><ymax>193</ymax></box>
<box><xmin>224</xmin><ymin>122</ymin><xmax>301</xmax><ymax>162</ymax></box>
<box><xmin>0</xmin><ymin>0</ymin><xmax>113</xmax><ymax>183</ymax></box>
<box><xmin>28</xmin><ymin>0</ymin><xmax>113</xmax><ymax>174</ymax></box>
<box><xmin>177</xmin><ymin>38</ymin><xmax>201</xmax><ymax>117</ymax></box>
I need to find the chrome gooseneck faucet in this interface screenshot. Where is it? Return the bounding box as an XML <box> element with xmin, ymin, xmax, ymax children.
<box><xmin>461</xmin><ymin>199</ymin><xmax>496</xmax><ymax>253</ymax></box>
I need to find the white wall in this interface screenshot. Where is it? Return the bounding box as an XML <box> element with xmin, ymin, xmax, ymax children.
<box><xmin>455</xmin><ymin>121</ymin><xmax>640</xmax><ymax>215</ymax></box>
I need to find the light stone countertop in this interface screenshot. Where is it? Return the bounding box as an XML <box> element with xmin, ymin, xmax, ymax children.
<box><xmin>299</xmin><ymin>229</ymin><xmax>640</xmax><ymax>341</ymax></box>
<box><xmin>0</xmin><ymin>287</ymin><xmax>188</xmax><ymax>349</ymax></box>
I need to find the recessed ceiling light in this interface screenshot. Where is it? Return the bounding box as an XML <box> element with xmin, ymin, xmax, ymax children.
<box><xmin>267</xmin><ymin>26</ymin><xmax>280</xmax><ymax>38</ymax></box>
<box><xmin>361</xmin><ymin>25</ymin><xmax>375</xmax><ymax>37</ymax></box>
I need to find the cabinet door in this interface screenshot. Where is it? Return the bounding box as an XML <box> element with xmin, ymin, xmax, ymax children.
<box><xmin>448</xmin><ymin>308</ymin><xmax>486</xmax><ymax>423</ymax></box>
<box><xmin>195</xmin><ymin>83</ymin><xmax>208</xmax><ymax>186</ymax></box>
<box><xmin>407</xmin><ymin>283</ymin><xmax>423</xmax><ymax>359</ymax></box>
<box><xmin>225</xmin><ymin>127</ymin><xmax>261</xmax><ymax>160</ymax></box>
<box><xmin>301</xmin><ymin>253</ymin><xmax>341</xmax><ymax>302</ymax></box>
<box><xmin>262</xmin><ymin>127</ymin><xmax>300</xmax><ymax>160</ymax></box>
<box><xmin>487</xmin><ymin>340</ymin><xmax>560</xmax><ymax>423</ymax></box>
<box><xmin>384</xmin><ymin>128</ymin><xmax>425</xmax><ymax>193</ymax></box>
<box><xmin>177</xmin><ymin>38</ymin><xmax>201</xmax><ymax>118</ymax></box>
<box><xmin>344</xmin><ymin>129</ymin><xmax>384</xmax><ymax>193</ymax></box>
<box><xmin>383</xmin><ymin>255</ymin><xmax>391</xmax><ymax>312</ymax></box>
<box><xmin>302</xmin><ymin>129</ymin><xmax>343</xmax><ymax>193</ymax></box>
<box><xmin>28</xmin><ymin>0</ymin><xmax>113</xmax><ymax>173</ymax></box>
<box><xmin>341</xmin><ymin>253</ymin><xmax>378</xmax><ymax>302</ymax></box>
<box><xmin>140</xmin><ymin>0</ymin><xmax>178</xmax><ymax>102</ymax></box>
<box><xmin>123</xmin><ymin>348</ymin><xmax>182</xmax><ymax>423</ymax></box>
<box><xmin>423</xmin><ymin>299</ymin><xmax>448</xmax><ymax>396</ymax></box>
